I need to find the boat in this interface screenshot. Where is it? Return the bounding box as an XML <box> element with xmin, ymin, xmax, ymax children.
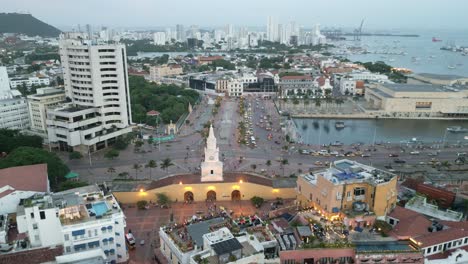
<box><xmin>335</xmin><ymin>121</ymin><xmax>345</xmax><ymax>129</ymax></box>
<box><xmin>432</xmin><ymin>37</ymin><xmax>442</xmax><ymax>42</ymax></box>
<box><xmin>447</xmin><ymin>126</ymin><xmax>468</xmax><ymax>133</ymax></box>
<box><xmin>448</xmin><ymin>65</ymin><xmax>456</xmax><ymax>69</ymax></box>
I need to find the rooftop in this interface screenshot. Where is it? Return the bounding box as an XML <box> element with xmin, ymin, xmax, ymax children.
<box><xmin>281</xmin><ymin>75</ymin><xmax>313</xmax><ymax>81</ymax></box>
<box><xmin>405</xmin><ymin>195</ymin><xmax>463</xmax><ymax>221</ymax></box>
<box><xmin>303</xmin><ymin>159</ymin><xmax>396</xmax><ymax>186</ymax></box>
<box><xmin>0</xmin><ymin>164</ymin><xmax>49</xmax><ymax>193</ymax></box>
<box><xmin>417</xmin><ymin>73</ymin><xmax>467</xmax><ymax>80</ymax></box>
<box><xmin>382</xmin><ymin>83</ymin><xmax>468</xmax><ymax>93</ymax></box>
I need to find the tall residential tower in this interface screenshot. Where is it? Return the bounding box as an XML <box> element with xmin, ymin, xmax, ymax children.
<box><xmin>47</xmin><ymin>32</ymin><xmax>133</xmax><ymax>153</ymax></box>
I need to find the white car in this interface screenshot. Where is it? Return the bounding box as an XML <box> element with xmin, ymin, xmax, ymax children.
<box><xmin>410</xmin><ymin>151</ymin><xmax>420</xmax><ymax>155</ymax></box>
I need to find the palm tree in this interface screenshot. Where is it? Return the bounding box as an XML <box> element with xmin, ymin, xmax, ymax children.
<box><xmin>160</xmin><ymin>158</ymin><xmax>174</xmax><ymax>174</ymax></box>
<box><xmin>107</xmin><ymin>167</ymin><xmax>116</xmax><ymax>178</ymax></box>
<box><xmin>133</xmin><ymin>163</ymin><xmax>142</xmax><ymax>179</ymax></box>
<box><xmin>335</xmin><ymin>98</ymin><xmax>344</xmax><ymax>111</ymax></box>
<box><xmin>325</xmin><ymin>96</ymin><xmax>333</xmax><ymax>110</ymax></box>
<box><xmin>303</xmin><ymin>95</ymin><xmax>310</xmax><ymax>111</ymax></box>
<box><xmin>145</xmin><ymin>160</ymin><xmax>157</xmax><ymax>179</ymax></box>
<box><xmin>314</xmin><ymin>97</ymin><xmax>322</xmax><ymax>108</ymax></box>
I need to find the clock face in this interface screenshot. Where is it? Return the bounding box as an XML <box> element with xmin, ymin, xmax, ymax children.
<box><xmin>209</xmin><ymin>156</ymin><xmax>214</xmax><ymax>160</ymax></box>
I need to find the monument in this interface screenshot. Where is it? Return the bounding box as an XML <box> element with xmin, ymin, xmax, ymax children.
<box><xmin>201</xmin><ymin>124</ymin><xmax>223</xmax><ymax>182</ymax></box>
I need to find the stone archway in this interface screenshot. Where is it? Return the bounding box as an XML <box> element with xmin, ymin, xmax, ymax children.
<box><xmin>231</xmin><ymin>190</ymin><xmax>241</xmax><ymax>201</ymax></box>
<box><xmin>184</xmin><ymin>191</ymin><xmax>194</xmax><ymax>203</ymax></box>
<box><xmin>207</xmin><ymin>190</ymin><xmax>216</xmax><ymax>201</ymax></box>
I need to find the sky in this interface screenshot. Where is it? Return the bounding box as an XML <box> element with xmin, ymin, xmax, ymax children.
<box><xmin>3</xmin><ymin>0</ymin><xmax>468</xmax><ymax>31</ymax></box>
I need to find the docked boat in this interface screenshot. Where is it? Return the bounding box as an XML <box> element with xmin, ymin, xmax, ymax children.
<box><xmin>447</xmin><ymin>126</ymin><xmax>468</xmax><ymax>133</ymax></box>
<box><xmin>335</xmin><ymin>121</ymin><xmax>345</xmax><ymax>129</ymax></box>
<box><xmin>448</xmin><ymin>65</ymin><xmax>456</xmax><ymax>69</ymax></box>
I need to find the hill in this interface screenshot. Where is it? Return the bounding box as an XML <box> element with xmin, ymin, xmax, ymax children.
<box><xmin>0</xmin><ymin>13</ymin><xmax>61</xmax><ymax>37</ymax></box>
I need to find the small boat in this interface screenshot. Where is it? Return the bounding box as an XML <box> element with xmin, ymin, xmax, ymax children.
<box><xmin>331</xmin><ymin>141</ymin><xmax>343</xmax><ymax>146</ymax></box>
<box><xmin>447</xmin><ymin>126</ymin><xmax>468</xmax><ymax>133</ymax></box>
<box><xmin>448</xmin><ymin>65</ymin><xmax>456</xmax><ymax>69</ymax></box>
<box><xmin>335</xmin><ymin>121</ymin><xmax>345</xmax><ymax>129</ymax></box>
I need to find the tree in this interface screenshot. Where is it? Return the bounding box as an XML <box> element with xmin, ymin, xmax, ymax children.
<box><xmin>0</xmin><ymin>129</ymin><xmax>43</xmax><ymax>153</ymax></box>
<box><xmin>145</xmin><ymin>160</ymin><xmax>157</xmax><ymax>179</ymax></box>
<box><xmin>113</xmin><ymin>136</ymin><xmax>129</xmax><ymax>150</ymax></box>
<box><xmin>104</xmin><ymin>149</ymin><xmax>119</xmax><ymax>160</ymax></box>
<box><xmin>0</xmin><ymin>146</ymin><xmax>69</xmax><ymax>190</ymax></box>
<box><xmin>69</xmin><ymin>151</ymin><xmax>83</xmax><ymax>160</ymax></box>
<box><xmin>134</xmin><ymin>140</ymin><xmax>144</xmax><ymax>148</ymax></box>
<box><xmin>133</xmin><ymin>163</ymin><xmax>142</xmax><ymax>179</ymax></box>
<box><xmin>136</xmin><ymin>200</ymin><xmax>148</xmax><ymax>210</ymax></box>
<box><xmin>57</xmin><ymin>181</ymin><xmax>88</xmax><ymax>191</ymax></box>
<box><xmin>266</xmin><ymin>160</ymin><xmax>272</xmax><ymax>166</ymax></box>
<box><xmin>156</xmin><ymin>193</ymin><xmax>171</xmax><ymax>207</ymax></box>
<box><xmin>314</xmin><ymin>97</ymin><xmax>321</xmax><ymax>108</ymax></box>
<box><xmin>250</xmin><ymin>164</ymin><xmax>257</xmax><ymax>171</ymax></box>
<box><xmin>107</xmin><ymin>167</ymin><xmax>116</xmax><ymax>178</ymax></box>
<box><xmin>160</xmin><ymin>158</ymin><xmax>174</xmax><ymax>174</ymax></box>
<box><xmin>250</xmin><ymin>196</ymin><xmax>264</xmax><ymax>208</ymax></box>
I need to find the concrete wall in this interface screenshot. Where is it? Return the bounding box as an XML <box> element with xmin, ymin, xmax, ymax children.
<box><xmin>114</xmin><ymin>182</ymin><xmax>296</xmax><ymax>204</ymax></box>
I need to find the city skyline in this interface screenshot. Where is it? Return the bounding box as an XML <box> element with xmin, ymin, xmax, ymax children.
<box><xmin>3</xmin><ymin>0</ymin><xmax>468</xmax><ymax>30</ymax></box>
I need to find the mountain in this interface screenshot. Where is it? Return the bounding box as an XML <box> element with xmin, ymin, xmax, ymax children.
<box><xmin>0</xmin><ymin>13</ymin><xmax>61</xmax><ymax>37</ymax></box>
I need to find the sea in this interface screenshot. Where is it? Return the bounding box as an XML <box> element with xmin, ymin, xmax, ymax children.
<box><xmin>340</xmin><ymin>29</ymin><xmax>468</xmax><ymax>76</ymax></box>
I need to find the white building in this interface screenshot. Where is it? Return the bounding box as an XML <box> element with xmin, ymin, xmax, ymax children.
<box><xmin>200</xmin><ymin>124</ymin><xmax>223</xmax><ymax>182</ymax></box>
<box><xmin>10</xmin><ymin>76</ymin><xmax>50</xmax><ymax>89</ymax></box>
<box><xmin>47</xmin><ymin>32</ymin><xmax>133</xmax><ymax>154</ymax></box>
<box><xmin>311</xmin><ymin>24</ymin><xmax>326</xmax><ymax>46</ymax></box>
<box><xmin>16</xmin><ymin>185</ymin><xmax>128</xmax><ymax>263</ymax></box>
<box><xmin>27</xmin><ymin>87</ymin><xmax>66</xmax><ymax>137</ymax></box>
<box><xmin>339</xmin><ymin>78</ymin><xmax>356</xmax><ymax>95</ymax></box>
<box><xmin>267</xmin><ymin>16</ymin><xmax>278</xmax><ymax>42</ymax></box>
<box><xmin>153</xmin><ymin>32</ymin><xmax>167</xmax><ymax>45</ymax></box>
<box><xmin>0</xmin><ymin>66</ymin><xmax>30</xmax><ymax>129</ymax></box>
<box><xmin>348</xmin><ymin>71</ymin><xmax>389</xmax><ymax>82</ymax></box>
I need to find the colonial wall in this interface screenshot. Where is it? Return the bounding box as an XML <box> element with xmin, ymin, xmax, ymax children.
<box><xmin>114</xmin><ymin>182</ymin><xmax>296</xmax><ymax>204</ymax></box>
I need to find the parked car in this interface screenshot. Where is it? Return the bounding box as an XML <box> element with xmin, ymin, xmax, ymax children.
<box><xmin>410</xmin><ymin>151</ymin><xmax>420</xmax><ymax>155</ymax></box>
<box><xmin>394</xmin><ymin>159</ymin><xmax>406</xmax><ymax>164</ymax></box>
<box><xmin>389</xmin><ymin>154</ymin><xmax>399</xmax><ymax>157</ymax></box>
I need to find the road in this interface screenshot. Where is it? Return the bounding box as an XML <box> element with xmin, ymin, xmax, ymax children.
<box><xmin>66</xmin><ymin>95</ymin><xmax>468</xmax><ymax>184</ymax></box>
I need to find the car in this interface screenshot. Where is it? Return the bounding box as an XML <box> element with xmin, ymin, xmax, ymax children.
<box><xmin>394</xmin><ymin>159</ymin><xmax>406</xmax><ymax>164</ymax></box>
<box><xmin>428</xmin><ymin>152</ymin><xmax>438</xmax><ymax>156</ymax></box>
<box><xmin>457</xmin><ymin>152</ymin><xmax>467</xmax><ymax>157</ymax></box>
<box><xmin>361</xmin><ymin>154</ymin><xmax>371</xmax><ymax>157</ymax></box>
<box><xmin>389</xmin><ymin>154</ymin><xmax>399</xmax><ymax>157</ymax></box>
<box><xmin>410</xmin><ymin>151</ymin><xmax>420</xmax><ymax>155</ymax></box>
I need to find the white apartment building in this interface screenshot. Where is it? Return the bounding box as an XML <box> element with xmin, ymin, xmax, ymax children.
<box><xmin>228</xmin><ymin>79</ymin><xmax>244</xmax><ymax>97</ymax></box>
<box><xmin>339</xmin><ymin>78</ymin><xmax>356</xmax><ymax>95</ymax></box>
<box><xmin>27</xmin><ymin>87</ymin><xmax>66</xmax><ymax>136</ymax></box>
<box><xmin>16</xmin><ymin>185</ymin><xmax>128</xmax><ymax>263</ymax></box>
<box><xmin>153</xmin><ymin>32</ymin><xmax>167</xmax><ymax>45</ymax></box>
<box><xmin>47</xmin><ymin>32</ymin><xmax>133</xmax><ymax>153</ymax></box>
<box><xmin>10</xmin><ymin>76</ymin><xmax>50</xmax><ymax>89</ymax></box>
<box><xmin>348</xmin><ymin>71</ymin><xmax>389</xmax><ymax>82</ymax></box>
<box><xmin>149</xmin><ymin>64</ymin><xmax>183</xmax><ymax>81</ymax></box>
<box><xmin>0</xmin><ymin>67</ymin><xmax>30</xmax><ymax>129</ymax></box>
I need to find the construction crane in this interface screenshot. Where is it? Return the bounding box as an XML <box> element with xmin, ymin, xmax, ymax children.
<box><xmin>353</xmin><ymin>19</ymin><xmax>365</xmax><ymax>41</ymax></box>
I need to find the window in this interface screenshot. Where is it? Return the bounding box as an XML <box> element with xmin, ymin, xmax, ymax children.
<box><xmin>354</xmin><ymin>188</ymin><xmax>365</xmax><ymax>196</ymax></box>
<box><xmin>347</xmin><ymin>191</ymin><xmax>350</xmax><ymax>197</ymax></box>
<box><xmin>95</xmin><ymin>229</ymin><xmax>98</xmax><ymax>236</ymax></box>
<box><xmin>64</xmin><ymin>234</ymin><xmax>69</xmax><ymax>241</ymax></box>
<box><xmin>40</xmin><ymin>211</ymin><xmax>46</xmax><ymax>220</ymax></box>
<box><xmin>448</xmin><ymin>242</ymin><xmax>452</xmax><ymax>248</ymax></box>
<box><xmin>115</xmin><ymin>232</ymin><xmax>120</xmax><ymax>236</ymax></box>
<box><xmin>210</xmin><ymin>170</ymin><xmax>213</xmax><ymax>174</ymax></box>
<box><xmin>30</xmin><ymin>212</ymin><xmax>34</xmax><ymax>218</ymax></box>
<box><xmin>439</xmin><ymin>245</ymin><xmax>442</xmax><ymax>250</ymax></box>
<box><xmin>389</xmin><ymin>219</ymin><xmax>395</xmax><ymax>225</ymax></box>
<box><xmin>88</xmin><ymin>230</ymin><xmax>92</xmax><ymax>237</ymax></box>
<box><xmin>433</xmin><ymin>246</ymin><xmax>437</xmax><ymax>252</ymax></box>
<box><xmin>34</xmin><ymin>235</ymin><xmax>39</xmax><ymax>241</ymax></box>
<box><xmin>66</xmin><ymin>246</ymin><xmax>71</xmax><ymax>253</ymax></box>
<box><xmin>309</xmin><ymin>193</ymin><xmax>313</xmax><ymax>200</ymax></box>
<box><xmin>33</xmin><ymin>223</ymin><xmax>38</xmax><ymax>230</ymax></box>
<box><xmin>427</xmin><ymin>247</ymin><xmax>431</xmax><ymax>253</ymax></box>
<box><xmin>465</xmin><ymin>238</ymin><xmax>468</xmax><ymax>244</ymax></box>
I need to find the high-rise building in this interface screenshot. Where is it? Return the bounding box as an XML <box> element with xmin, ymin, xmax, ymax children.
<box><xmin>0</xmin><ymin>66</ymin><xmax>30</xmax><ymax>130</ymax></box>
<box><xmin>46</xmin><ymin>32</ymin><xmax>133</xmax><ymax>153</ymax></box>
<box><xmin>266</xmin><ymin>16</ymin><xmax>278</xmax><ymax>42</ymax></box>
<box><xmin>153</xmin><ymin>32</ymin><xmax>166</xmax><ymax>45</ymax></box>
<box><xmin>176</xmin><ymin>24</ymin><xmax>185</xmax><ymax>42</ymax></box>
<box><xmin>27</xmin><ymin>87</ymin><xmax>66</xmax><ymax>137</ymax></box>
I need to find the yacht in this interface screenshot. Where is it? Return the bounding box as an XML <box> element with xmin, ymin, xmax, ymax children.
<box><xmin>447</xmin><ymin>126</ymin><xmax>468</xmax><ymax>133</ymax></box>
<box><xmin>335</xmin><ymin>121</ymin><xmax>345</xmax><ymax>129</ymax></box>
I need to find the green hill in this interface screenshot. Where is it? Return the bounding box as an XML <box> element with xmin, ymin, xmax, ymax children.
<box><xmin>0</xmin><ymin>13</ymin><xmax>61</xmax><ymax>37</ymax></box>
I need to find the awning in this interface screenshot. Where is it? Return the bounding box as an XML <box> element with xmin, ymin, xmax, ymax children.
<box><xmin>109</xmin><ymin>237</ymin><xmax>114</xmax><ymax>242</ymax></box>
<box><xmin>109</xmin><ymin>249</ymin><xmax>115</xmax><ymax>253</ymax></box>
<box><xmin>107</xmin><ymin>226</ymin><xmax>113</xmax><ymax>230</ymax></box>
<box><xmin>65</xmin><ymin>171</ymin><xmax>79</xmax><ymax>179</ymax></box>
<box><xmin>102</xmin><ymin>238</ymin><xmax>108</xmax><ymax>243</ymax></box>
<box><xmin>104</xmin><ymin>250</ymin><xmax>109</xmax><ymax>254</ymax></box>
<box><xmin>88</xmin><ymin>241</ymin><xmax>100</xmax><ymax>247</ymax></box>
<box><xmin>72</xmin><ymin>229</ymin><xmax>85</xmax><ymax>236</ymax></box>
<box><xmin>101</xmin><ymin>227</ymin><xmax>106</xmax><ymax>231</ymax></box>
<box><xmin>74</xmin><ymin>244</ymin><xmax>86</xmax><ymax>250</ymax></box>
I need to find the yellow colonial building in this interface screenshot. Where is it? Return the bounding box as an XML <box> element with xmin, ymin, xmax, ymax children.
<box><xmin>297</xmin><ymin>160</ymin><xmax>397</xmax><ymax>226</ymax></box>
<box><xmin>113</xmin><ymin>125</ymin><xmax>296</xmax><ymax>204</ymax></box>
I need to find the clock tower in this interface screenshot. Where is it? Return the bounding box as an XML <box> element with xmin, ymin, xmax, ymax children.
<box><xmin>201</xmin><ymin>124</ymin><xmax>223</xmax><ymax>182</ymax></box>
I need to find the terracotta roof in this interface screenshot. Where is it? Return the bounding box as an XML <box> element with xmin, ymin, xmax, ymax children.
<box><xmin>388</xmin><ymin>206</ymin><xmax>421</xmax><ymax>221</ymax></box>
<box><xmin>0</xmin><ymin>189</ymin><xmax>15</xmax><ymax>199</ymax></box>
<box><xmin>147</xmin><ymin>172</ymin><xmax>273</xmax><ymax>190</ymax></box>
<box><xmin>146</xmin><ymin>110</ymin><xmax>160</xmax><ymax>116</ymax></box>
<box><xmin>390</xmin><ymin>215</ymin><xmax>431</xmax><ymax>238</ymax></box>
<box><xmin>316</xmin><ymin>76</ymin><xmax>326</xmax><ymax>86</ymax></box>
<box><xmin>417</xmin><ymin>228</ymin><xmax>468</xmax><ymax>248</ymax></box>
<box><xmin>0</xmin><ymin>245</ymin><xmax>63</xmax><ymax>264</ymax></box>
<box><xmin>0</xmin><ymin>164</ymin><xmax>49</xmax><ymax>193</ymax></box>
<box><xmin>356</xmin><ymin>80</ymin><xmax>365</xmax><ymax>88</ymax></box>
<box><xmin>281</xmin><ymin>75</ymin><xmax>313</xmax><ymax>81</ymax></box>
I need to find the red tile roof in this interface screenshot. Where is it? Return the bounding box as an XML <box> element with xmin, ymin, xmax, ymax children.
<box><xmin>146</xmin><ymin>110</ymin><xmax>160</xmax><ymax>116</ymax></box>
<box><xmin>390</xmin><ymin>215</ymin><xmax>431</xmax><ymax>238</ymax></box>
<box><xmin>356</xmin><ymin>80</ymin><xmax>365</xmax><ymax>88</ymax></box>
<box><xmin>281</xmin><ymin>75</ymin><xmax>313</xmax><ymax>81</ymax></box>
<box><xmin>0</xmin><ymin>245</ymin><xmax>63</xmax><ymax>264</ymax></box>
<box><xmin>0</xmin><ymin>164</ymin><xmax>49</xmax><ymax>193</ymax></box>
<box><xmin>388</xmin><ymin>206</ymin><xmax>421</xmax><ymax>221</ymax></box>
<box><xmin>416</xmin><ymin>228</ymin><xmax>468</xmax><ymax>248</ymax></box>
<box><xmin>0</xmin><ymin>189</ymin><xmax>15</xmax><ymax>199</ymax></box>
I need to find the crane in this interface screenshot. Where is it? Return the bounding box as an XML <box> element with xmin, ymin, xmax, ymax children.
<box><xmin>353</xmin><ymin>19</ymin><xmax>365</xmax><ymax>41</ymax></box>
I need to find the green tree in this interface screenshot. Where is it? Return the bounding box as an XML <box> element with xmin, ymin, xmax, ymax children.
<box><xmin>250</xmin><ymin>164</ymin><xmax>257</xmax><ymax>171</ymax></box>
<box><xmin>136</xmin><ymin>200</ymin><xmax>148</xmax><ymax>210</ymax></box>
<box><xmin>160</xmin><ymin>158</ymin><xmax>174</xmax><ymax>174</ymax></box>
<box><xmin>0</xmin><ymin>146</ymin><xmax>69</xmax><ymax>190</ymax></box>
<box><xmin>133</xmin><ymin>163</ymin><xmax>142</xmax><ymax>179</ymax></box>
<box><xmin>0</xmin><ymin>129</ymin><xmax>43</xmax><ymax>153</ymax></box>
<box><xmin>145</xmin><ymin>160</ymin><xmax>157</xmax><ymax>179</ymax></box>
<box><xmin>156</xmin><ymin>193</ymin><xmax>171</xmax><ymax>207</ymax></box>
<box><xmin>266</xmin><ymin>160</ymin><xmax>271</xmax><ymax>166</ymax></box>
<box><xmin>104</xmin><ymin>149</ymin><xmax>119</xmax><ymax>160</ymax></box>
<box><xmin>69</xmin><ymin>151</ymin><xmax>83</xmax><ymax>160</ymax></box>
<box><xmin>250</xmin><ymin>196</ymin><xmax>264</xmax><ymax>208</ymax></box>
<box><xmin>58</xmin><ymin>181</ymin><xmax>88</xmax><ymax>191</ymax></box>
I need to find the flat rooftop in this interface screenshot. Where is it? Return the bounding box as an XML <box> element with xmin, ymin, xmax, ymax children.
<box><xmin>382</xmin><ymin>83</ymin><xmax>468</xmax><ymax>92</ymax></box>
<box><xmin>417</xmin><ymin>73</ymin><xmax>467</xmax><ymax>80</ymax></box>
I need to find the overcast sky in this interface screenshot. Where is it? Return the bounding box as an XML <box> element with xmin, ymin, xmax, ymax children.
<box><xmin>4</xmin><ymin>0</ymin><xmax>468</xmax><ymax>31</ymax></box>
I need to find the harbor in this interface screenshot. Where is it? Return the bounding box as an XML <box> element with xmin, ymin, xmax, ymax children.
<box><xmin>293</xmin><ymin>118</ymin><xmax>468</xmax><ymax>145</ymax></box>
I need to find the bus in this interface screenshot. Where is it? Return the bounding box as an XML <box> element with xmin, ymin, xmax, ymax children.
<box><xmin>125</xmin><ymin>232</ymin><xmax>136</xmax><ymax>249</ymax></box>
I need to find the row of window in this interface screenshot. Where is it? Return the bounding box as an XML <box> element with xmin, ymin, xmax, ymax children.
<box><xmin>425</xmin><ymin>238</ymin><xmax>468</xmax><ymax>255</ymax></box>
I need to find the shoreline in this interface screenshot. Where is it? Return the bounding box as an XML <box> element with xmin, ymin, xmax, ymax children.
<box><xmin>291</xmin><ymin>113</ymin><xmax>468</xmax><ymax>121</ymax></box>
